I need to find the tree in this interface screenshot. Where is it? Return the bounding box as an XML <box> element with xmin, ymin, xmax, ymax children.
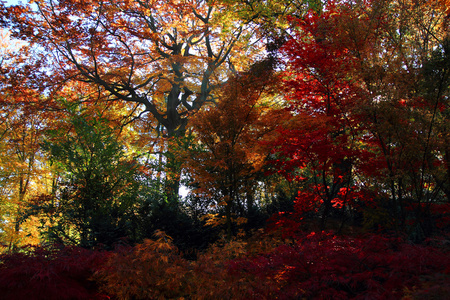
<box><xmin>271</xmin><ymin>2</ymin><xmax>373</xmax><ymax>230</ymax></box>
<box><xmin>353</xmin><ymin>0</ymin><xmax>450</xmax><ymax>238</ymax></box>
<box><xmin>0</xmin><ymin>107</ymin><xmax>51</xmax><ymax>251</ymax></box>
<box><xmin>37</xmin><ymin>103</ymin><xmax>142</xmax><ymax>248</ymax></box>
<box><xmin>183</xmin><ymin>59</ymin><xmax>283</xmax><ymax>239</ymax></box>
<box><xmin>0</xmin><ymin>30</ymin><xmax>53</xmax><ymax>251</ymax></box>
<box><xmin>2</xmin><ymin>0</ymin><xmax>265</xmax><ymax>202</ymax></box>
<box><xmin>272</xmin><ymin>0</ymin><xmax>450</xmax><ymax>236</ymax></box>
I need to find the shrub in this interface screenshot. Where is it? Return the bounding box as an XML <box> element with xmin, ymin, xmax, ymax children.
<box><xmin>0</xmin><ymin>245</ymin><xmax>110</xmax><ymax>300</ymax></box>
<box><xmin>95</xmin><ymin>230</ymin><xmax>191</xmax><ymax>299</ymax></box>
<box><xmin>227</xmin><ymin>232</ymin><xmax>450</xmax><ymax>299</ymax></box>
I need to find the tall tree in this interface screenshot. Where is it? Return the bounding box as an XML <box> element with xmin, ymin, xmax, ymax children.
<box><xmin>354</xmin><ymin>0</ymin><xmax>450</xmax><ymax>237</ymax></box>
<box><xmin>0</xmin><ymin>104</ymin><xmax>49</xmax><ymax>251</ymax></box>
<box><xmin>272</xmin><ymin>0</ymin><xmax>450</xmax><ymax>236</ymax></box>
<box><xmin>0</xmin><ymin>30</ymin><xmax>52</xmax><ymax>251</ymax></box>
<box><xmin>184</xmin><ymin>59</ymin><xmax>283</xmax><ymax>239</ymax></box>
<box><xmin>2</xmin><ymin>0</ymin><xmax>264</xmax><ymax>201</ymax></box>
<box><xmin>272</xmin><ymin>1</ymin><xmax>374</xmax><ymax>230</ymax></box>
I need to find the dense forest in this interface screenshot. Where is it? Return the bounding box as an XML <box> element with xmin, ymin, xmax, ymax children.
<box><xmin>0</xmin><ymin>0</ymin><xmax>449</xmax><ymax>298</ymax></box>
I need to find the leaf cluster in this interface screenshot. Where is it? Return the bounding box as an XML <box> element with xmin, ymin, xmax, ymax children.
<box><xmin>0</xmin><ymin>245</ymin><xmax>110</xmax><ymax>300</ymax></box>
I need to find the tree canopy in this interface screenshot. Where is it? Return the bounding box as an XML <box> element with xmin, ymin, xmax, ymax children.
<box><xmin>0</xmin><ymin>0</ymin><xmax>449</xmax><ymax>298</ymax></box>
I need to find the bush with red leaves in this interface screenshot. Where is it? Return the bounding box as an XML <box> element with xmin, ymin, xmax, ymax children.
<box><xmin>0</xmin><ymin>246</ymin><xmax>111</xmax><ymax>300</ymax></box>
<box><xmin>227</xmin><ymin>232</ymin><xmax>450</xmax><ymax>299</ymax></box>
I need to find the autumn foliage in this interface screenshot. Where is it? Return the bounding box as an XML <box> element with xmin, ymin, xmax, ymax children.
<box><xmin>2</xmin><ymin>229</ymin><xmax>449</xmax><ymax>299</ymax></box>
<box><xmin>0</xmin><ymin>245</ymin><xmax>110</xmax><ymax>300</ymax></box>
<box><xmin>269</xmin><ymin>0</ymin><xmax>450</xmax><ymax>238</ymax></box>
<box><xmin>183</xmin><ymin>58</ymin><xmax>284</xmax><ymax>238</ymax></box>
<box><xmin>226</xmin><ymin>231</ymin><xmax>450</xmax><ymax>299</ymax></box>
<box><xmin>0</xmin><ymin>0</ymin><xmax>449</xmax><ymax>298</ymax></box>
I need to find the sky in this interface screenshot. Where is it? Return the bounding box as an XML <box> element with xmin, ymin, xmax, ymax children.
<box><xmin>4</xmin><ymin>0</ymin><xmax>22</xmax><ymax>6</ymax></box>
<box><xmin>1</xmin><ymin>0</ymin><xmax>30</xmax><ymax>50</ymax></box>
